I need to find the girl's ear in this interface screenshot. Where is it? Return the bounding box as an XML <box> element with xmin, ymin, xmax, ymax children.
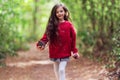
<box><xmin>66</xmin><ymin>12</ymin><xmax>68</xmax><ymax>16</ymax></box>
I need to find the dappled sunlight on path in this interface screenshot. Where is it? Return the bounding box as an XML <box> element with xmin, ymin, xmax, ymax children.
<box><xmin>0</xmin><ymin>42</ymin><xmax>109</xmax><ymax>80</ymax></box>
<box><xmin>66</xmin><ymin>58</ymin><xmax>109</xmax><ymax>80</ymax></box>
<box><xmin>7</xmin><ymin>60</ymin><xmax>53</xmax><ymax>68</ymax></box>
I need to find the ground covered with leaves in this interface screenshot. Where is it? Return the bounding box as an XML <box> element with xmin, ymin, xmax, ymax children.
<box><xmin>0</xmin><ymin>43</ymin><xmax>109</xmax><ymax>80</ymax></box>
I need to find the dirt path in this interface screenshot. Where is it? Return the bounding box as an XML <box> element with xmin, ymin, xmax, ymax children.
<box><xmin>0</xmin><ymin>42</ymin><xmax>109</xmax><ymax>80</ymax></box>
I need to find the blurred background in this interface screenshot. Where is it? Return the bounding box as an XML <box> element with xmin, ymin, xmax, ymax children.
<box><xmin>0</xmin><ymin>0</ymin><xmax>120</xmax><ymax>72</ymax></box>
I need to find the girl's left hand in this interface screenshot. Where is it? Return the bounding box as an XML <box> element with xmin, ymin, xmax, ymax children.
<box><xmin>72</xmin><ymin>53</ymin><xmax>79</xmax><ymax>59</ymax></box>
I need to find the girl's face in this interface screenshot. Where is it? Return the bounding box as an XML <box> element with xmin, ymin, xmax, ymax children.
<box><xmin>56</xmin><ymin>6</ymin><xmax>65</xmax><ymax>21</ymax></box>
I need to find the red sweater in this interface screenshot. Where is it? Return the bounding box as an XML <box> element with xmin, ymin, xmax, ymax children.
<box><xmin>37</xmin><ymin>21</ymin><xmax>78</xmax><ymax>58</ymax></box>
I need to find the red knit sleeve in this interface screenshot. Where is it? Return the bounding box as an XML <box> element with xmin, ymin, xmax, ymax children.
<box><xmin>36</xmin><ymin>33</ymin><xmax>48</xmax><ymax>46</ymax></box>
<box><xmin>70</xmin><ymin>23</ymin><xmax>78</xmax><ymax>54</ymax></box>
<box><xmin>40</xmin><ymin>33</ymin><xmax>48</xmax><ymax>44</ymax></box>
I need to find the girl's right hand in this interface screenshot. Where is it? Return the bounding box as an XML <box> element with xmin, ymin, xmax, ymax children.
<box><xmin>37</xmin><ymin>45</ymin><xmax>45</xmax><ymax>50</ymax></box>
<box><xmin>36</xmin><ymin>41</ymin><xmax>45</xmax><ymax>50</ymax></box>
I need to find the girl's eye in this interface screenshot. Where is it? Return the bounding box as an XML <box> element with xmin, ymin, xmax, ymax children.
<box><xmin>60</xmin><ymin>10</ymin><xmax>63</xmax><ymax>12</ymax></box>
<box><xmin>56</xmin><ymin>10</ymin><xmax>64</xmax><ymax>14</ymax></box>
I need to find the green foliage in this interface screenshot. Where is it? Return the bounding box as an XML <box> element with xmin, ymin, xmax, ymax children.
<box><xmin>0</xmin><ymin>0</ymin><xmax>61</xmax><ymax>65</ymax></box>
<box><xmin>61</xmin><ymin>0</ymin><xmax>120</xmax><ymax>63</ymax></box>
<box><xmin>0</xmin><ymin>0</ymin><xmax>31</xmax><ymax>61</ymax></box>
<box><xmin>112</xmin><ymin>26</ymin><xmax>120</xmax><ymax>61</ymax></box>
<box><xmin>0</xmin><ymin>0</ymin><xmax>18</xmax><ymax>59</ymax></box>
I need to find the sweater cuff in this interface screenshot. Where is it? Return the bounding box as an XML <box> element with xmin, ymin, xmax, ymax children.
<box><xmin>72</xmin><ymin>48</ymin><xmax>78</xmax><ymax>54</ymax></box>
<box><xmin>36</xmin><ymin>40</ymin><xmax>45</xmax><ymax>47</ymax></box>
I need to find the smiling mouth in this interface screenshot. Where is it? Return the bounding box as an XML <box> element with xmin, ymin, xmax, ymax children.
<box><xmin>58</xmin><ymin>15</ymin><xmax>63</xmax><ymax>17</ymax></box>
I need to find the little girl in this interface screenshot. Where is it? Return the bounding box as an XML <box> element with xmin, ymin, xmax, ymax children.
<box><xmin>36</xmin><ymin>3</ymin><xmax>79</xmax><ymax>80</ymax></box>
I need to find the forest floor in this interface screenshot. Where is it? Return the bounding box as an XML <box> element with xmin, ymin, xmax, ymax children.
<box><xmin>0</xmin><ymin>42</ymin><xmax>110</xmax><ymax>80</ymax></box>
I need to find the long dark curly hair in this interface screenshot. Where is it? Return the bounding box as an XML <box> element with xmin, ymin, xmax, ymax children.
<box><xmin>45</xmin><ymin>3</ymin><xmax>70</xmax><ymax>44</ymax></box>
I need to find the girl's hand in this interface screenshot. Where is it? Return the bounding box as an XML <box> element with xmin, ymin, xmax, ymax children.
<box><xmin>36</xmin><ymin>41</ymin><xmax>45</xmax><ymax>50</ymax></box>
<box><xmin>72</xmin><ymin>53</ymin><xmax>79</xmax><ymax>59</ymax></box>
<box><xmin>37</xmin><ymin>45</ymin><xmax>45</xmax><ymax>50</ymax></box>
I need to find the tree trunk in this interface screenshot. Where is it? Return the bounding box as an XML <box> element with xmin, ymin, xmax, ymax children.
<box><xmin>32</xmin><ymin>0</ymin><xmax>38</xmax><ymax>37</ymax></box>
